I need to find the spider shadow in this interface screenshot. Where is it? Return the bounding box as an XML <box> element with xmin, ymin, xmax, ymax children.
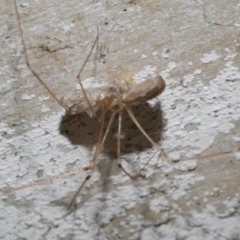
<box><xmin>59</xmin><ymin>101</ymin><xmax>164</xmax><ymax>158</ymax></box>
<box><xmin>59</xmin><ymin>101</ymin><xmax>164</xmax><ymax>206</ymax></box>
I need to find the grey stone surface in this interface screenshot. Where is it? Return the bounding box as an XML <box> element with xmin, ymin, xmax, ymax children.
<box><xmin>0</xmin><ymin>0</ymin><xmax>240</xmax><ymax>239</ymax></box>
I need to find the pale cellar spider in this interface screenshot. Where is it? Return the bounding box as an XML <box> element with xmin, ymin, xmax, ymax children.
<box><xmin>3</xmin><ymin>0</ymin><xmax>239</xmax><ymax>211</ymax></box>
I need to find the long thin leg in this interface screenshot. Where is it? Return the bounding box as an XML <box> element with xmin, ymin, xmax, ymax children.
<box><xmin>1</xmin><ymin>112</ymin><xmax>117</xmax><ymax>199</ymax></box>
<box><xmin>67</xmin><ymin>98</ymin><xmax>116</xmax><ymax>210</ymax></box>
<box><xmin>126</xmin><ymin>107</ymin><xmax>240</xmax><ymax>163</ymax></box>
<box><xmin>100</xmin><ymin>112</ymin><xmax>117</xmax><ymax>149</ymax></box>
<box><xmin>179</xmin><ymin>146</ymin><xmax>240</xmax><ymax>162</ymax></box>
<box><xmin>67</xmin><ymin>109</ymin><xmax>105</xmax><ymax>210</ymax></box>
<box><xmin>125</xmin><ymin>106</ymin><xmax>177</xmax><ymax>162</ymax></box>
<box><xmin>0</xmin><ymin>167</ymin><xmax>89</xmax><ymax>195</ymax></box>
<box><xmin>117</xmin><ymin>111</ymin><xmax>159</xmax><ymax>180</ymax></box>
<box><xmin>76</xmin><ymin>28</ymin><xmax>99</xmax><ymax>121</ymax></box>
<box><xmin>13</xmin><ymin>0</ymin><xmax>64</xmax><ymax>108</ymax></box>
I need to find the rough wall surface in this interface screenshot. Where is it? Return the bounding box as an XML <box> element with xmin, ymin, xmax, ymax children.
<box><xmin>0</xmin><ymin>0</ymin><xmax>240</xmax><ymax>239</ymax></box>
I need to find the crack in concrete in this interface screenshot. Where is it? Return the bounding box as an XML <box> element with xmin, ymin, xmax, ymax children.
<box><xmin>195</xmin><ymin>0</ymin><xmax>238</xmax><ymax>29</ymax></box>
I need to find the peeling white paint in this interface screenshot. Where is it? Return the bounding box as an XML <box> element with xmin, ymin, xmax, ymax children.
<box><xmin>161</xmin><ymin>48</ymin><xmax>169</xmax><ymax>59</ymax></box>
<box><xmin>200</xmin><ymin>51</ymin><xmax>221</xmax><ymax>64</ymax></box>
<box><xmin>21</xmin><ymin>94</ymin><xmax>36</xmax><ymax>100</ymax></box>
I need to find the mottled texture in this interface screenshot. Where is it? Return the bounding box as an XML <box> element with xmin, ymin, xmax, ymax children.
<box><xmin>124</xmin><ymin>76</ymin><xmax>165</xmax><ymax>105</ymax></box>
<box><xmin>0</xmin><ymin>0</ymin><xmax>240</xmax><ymax>239</ymax></box>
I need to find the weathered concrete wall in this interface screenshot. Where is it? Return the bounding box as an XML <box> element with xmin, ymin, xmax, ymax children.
<box><xmin>0</xmin><ymin>0</ymin><xmax>240</xmax><ymax>239</ymax></box>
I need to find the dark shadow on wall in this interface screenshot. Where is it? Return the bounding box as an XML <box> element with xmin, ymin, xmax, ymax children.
<box><xmin>58</xmin><ymin>101</ymin><xmax>165</xmax><ymax>209</ymax></box>
<box><xmin>59</xmin><ymin>101</ymin><xmax>164</xmax><ymax>159</ymax></box>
